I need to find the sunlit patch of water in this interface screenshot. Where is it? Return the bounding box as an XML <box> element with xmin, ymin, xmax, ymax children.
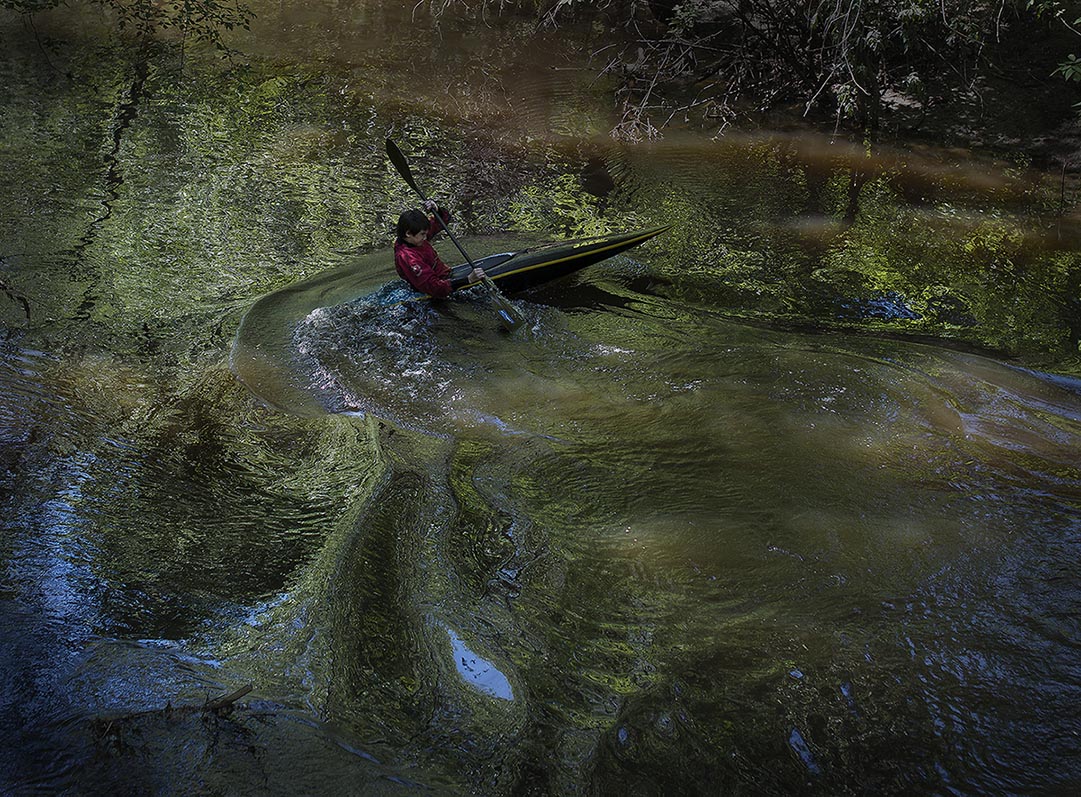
<box><xmin>445</xmin><ymin>626</ymin><xmax>515</xmax><ymax>701</ymax></box>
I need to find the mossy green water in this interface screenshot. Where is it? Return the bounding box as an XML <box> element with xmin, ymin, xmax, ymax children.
<box><xmin>3</xmin><ymin>4</ymin><xmax>1081</xmax><ymax>794</ymax></box>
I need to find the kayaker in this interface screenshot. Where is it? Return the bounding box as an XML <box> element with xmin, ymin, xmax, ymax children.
<box><xmin>394</xmin><ymin>200</ymin><xmax>486</xmax><ymax>298</ymax></box>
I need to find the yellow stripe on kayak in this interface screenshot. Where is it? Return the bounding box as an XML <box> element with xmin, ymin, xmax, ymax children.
<box><xmin>488</xmin><ymin>225</ymin><xmax>672</xmax><ymax>283</ymax></box>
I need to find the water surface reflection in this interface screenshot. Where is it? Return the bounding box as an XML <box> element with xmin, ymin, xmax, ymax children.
<box><xmin>2</xmin><ymin>3</ymin><xmax>1081</xmax><ymax>793</ymax></box>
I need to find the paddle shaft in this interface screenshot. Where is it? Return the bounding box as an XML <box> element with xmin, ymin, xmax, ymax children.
<box><xmin>385</xmin><ymin>139</ymin><xmax>523</xmax><ymax>330</ymax></box>
<box><xmin>425</xmin><ymin>203</ymin><xmax>501</xmax><ymax>295</ymax></box>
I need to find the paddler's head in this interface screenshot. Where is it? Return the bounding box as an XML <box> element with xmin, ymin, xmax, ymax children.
<box><xmin>396</xmin><ymin>209</ymin><xmax>430</xmax><ymax>246</ymax></box>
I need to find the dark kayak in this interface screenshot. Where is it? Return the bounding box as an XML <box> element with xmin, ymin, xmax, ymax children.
<box><xmin>388</xmin><ymin>225</ymin><xmax>670</xmax><ymax>303</ymax></box>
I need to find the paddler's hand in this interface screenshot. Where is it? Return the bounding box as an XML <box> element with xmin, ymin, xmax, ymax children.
<box><xmin>468</xmin><ymin>267</ymin><xmax>487</xmax><ymax>284</ymax></box>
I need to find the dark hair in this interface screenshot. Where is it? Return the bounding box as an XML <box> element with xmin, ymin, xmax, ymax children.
<box><xmin>396</xmin><ymin>209</ymin><xmax>429</xmax><ymax>244</ymax></box>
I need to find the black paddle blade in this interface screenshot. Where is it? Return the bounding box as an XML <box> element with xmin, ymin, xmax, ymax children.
<box><xmin>385</xmin><ymin>139</ymin><xmax>420</xmax><ymax>196</ymax></box>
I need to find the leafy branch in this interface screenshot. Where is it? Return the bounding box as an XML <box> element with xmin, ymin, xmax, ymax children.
<box><xmin>1</xmin><ymin>0</ymin><xmax>253</xmax><ymax>52</ymax></box>
<box><xmin>426</xmin><ymin>1</ymin><xmax>1077</xmax><ymax>140</ymax></box>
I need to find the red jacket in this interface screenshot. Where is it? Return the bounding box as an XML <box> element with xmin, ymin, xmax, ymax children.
<box><xmin>394</xmin><ymin>210</ymin><xmax>453</xmax><ymax>298</ymax></box>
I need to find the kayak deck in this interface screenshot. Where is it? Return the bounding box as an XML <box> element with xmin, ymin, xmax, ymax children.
<box><xmin>446</xmin><ymin>225</ymin><xmax>670</xmax><ymax>295</ymax></box>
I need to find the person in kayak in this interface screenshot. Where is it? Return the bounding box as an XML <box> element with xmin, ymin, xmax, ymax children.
<box><xmin>394</xmin><ymin>200</ymin><xmax>485</xmax><ymax>298</ymax></box>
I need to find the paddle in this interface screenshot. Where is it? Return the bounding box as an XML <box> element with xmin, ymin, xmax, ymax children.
<box><xmin>385</xmin><ymin>138</ymin><xmax>524</xmax><ymax>332</ymax></box>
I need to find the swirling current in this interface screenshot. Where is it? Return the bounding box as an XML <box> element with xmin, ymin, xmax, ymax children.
<box><xmin>3</xmin><ymin>2</ymin><xmax>1081</xmax><ymax>794</ymax></box>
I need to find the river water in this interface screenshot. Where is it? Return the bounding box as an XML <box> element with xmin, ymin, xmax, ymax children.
<box><xmin>3</xmin><ymin>3</ymin><xmax>1081</xmax><ymax>794</ymax></box>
